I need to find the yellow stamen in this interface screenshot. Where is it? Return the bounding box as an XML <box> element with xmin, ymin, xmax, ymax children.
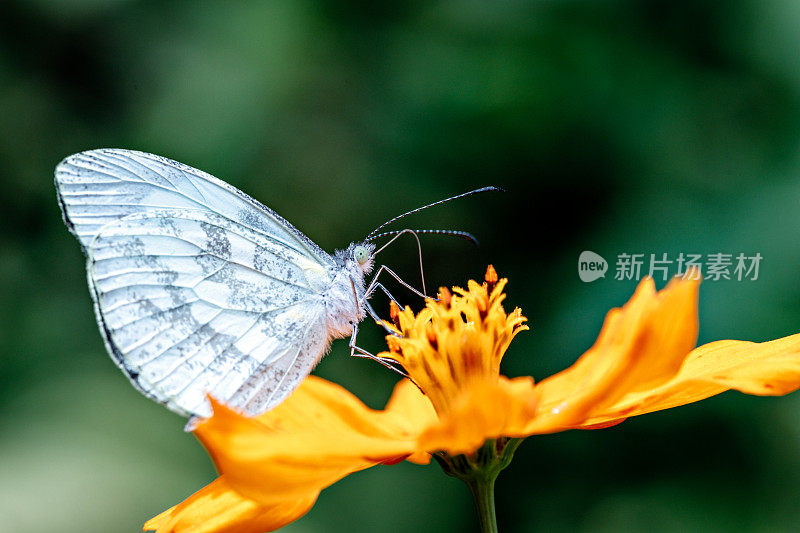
<box><xmin>380</xmin><ymin>266</ymin><xmax>528</xmax><ymax>415</ymax></box>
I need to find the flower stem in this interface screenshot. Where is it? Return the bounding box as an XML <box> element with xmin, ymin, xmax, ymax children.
<box><xmin>433</xmin><ymin>437</ymin><xmax>523</xmax><ymax>533</ymax></box>
<box><xmin>465</xmin><ymin>473</ymin><xmax>497</xmax><ymax>533</ymax></box>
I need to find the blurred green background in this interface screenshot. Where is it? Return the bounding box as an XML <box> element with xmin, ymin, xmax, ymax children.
<box><xmin>4</xmin><ymin>0</ymin><xmax>800</xmax><ymax>531</ymax></box>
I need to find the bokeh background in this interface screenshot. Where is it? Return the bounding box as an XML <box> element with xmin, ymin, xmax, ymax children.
<box><xmin>4</xmin><ymin>1</ymin><xmax>800</xmax><ymax>531</ymax></box>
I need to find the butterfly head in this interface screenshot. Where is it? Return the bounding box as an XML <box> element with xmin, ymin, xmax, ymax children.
<box><xmin>350</xmin><ymin>242</ymin><xmax>375</xmax><ymax>275</ymax></box>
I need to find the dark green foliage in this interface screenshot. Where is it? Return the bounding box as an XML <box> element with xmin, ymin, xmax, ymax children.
<box><xmin>2</xmin><ymin>1</ymin><xmax>800</xmax><ymax>531</ymax></box>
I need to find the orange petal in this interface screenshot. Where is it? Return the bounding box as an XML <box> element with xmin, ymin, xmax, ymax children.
<box><xmin>195</xmin><ymin>376</ymin><xmax>436</xmax><ymax>506</ymax></box>
<box><xmin>528</xmin><ymin>276</ymin><xmax>699</xmax><ymax>432</ymax></box>
<box><xmin>383</xmin><ymin>378</ymin><xmax>439</xmax><ymax>464</ymax></box>
<box><xmin>143</xmin><ymin>477</ymin><xmax>315</xmax><ymax>533</ymax></box>
<box><xmin>578</xmin><ymin>333</ymin><xmax>800</xmax><ymax>427</ymax></box>
<box><xmin>418</xmin><ymin>376</ymin><xmax>538</xmax><ymax>455</ymax></box>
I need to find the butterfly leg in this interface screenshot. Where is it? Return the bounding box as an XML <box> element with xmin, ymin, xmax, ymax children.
<box><xmin>348</xmin><ymin>322</ymin><xmax>406</xmax><ymax>375</ymax></box>
<box><xmin>365</xmin><ymin>264</ymin><xmax>437</xmax><ymax>302</ymax></box>
<box><xmin>371</xmin><ymin>282</ymin><xmax>403</xmax><ymax>306</ymax></box>
<box><xmin>370</xmin><ymin>228</ymin><xmax>427</xmax><ymax>294</ymax></box>
<box><xmin>347</xmin><ymin>279</ymin><xmax>422</xmax><ymax>390</ymax></box>
<box><xmin>349</xmin><ymin>275</ymin><xmax>398</xmax><ymax>335</ymax></box>
<box><xmin>348</xmin><ymin>322</ymin><xmax>422</xmax><ymax>391</ymax></box>
<box><xmin>364</xmin><ymin>298</ymin><xmax>401</xmax><ymax>336</ymax></box>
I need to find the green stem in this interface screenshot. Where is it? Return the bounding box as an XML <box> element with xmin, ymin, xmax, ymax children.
<box><xmin>432</xmin><ymin>438</ymin><xmax>523</xmax><ymax>533</ymax></box>
<box><xmin>465</xmin><ymin>474</ymin><xmax>497</xmax><ymax>533</ymax></box>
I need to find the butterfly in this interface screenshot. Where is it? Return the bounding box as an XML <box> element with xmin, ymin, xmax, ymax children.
<box><xmin>55</xmin><ymin>149</ymin><xmax>493</xmax><ymax>420</ymax></box>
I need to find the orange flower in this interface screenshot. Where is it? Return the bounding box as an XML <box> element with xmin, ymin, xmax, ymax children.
<box><xmin>146</xmin><ymin>267</ymin><xmax>800</xmax><ymax>532</ymax></box>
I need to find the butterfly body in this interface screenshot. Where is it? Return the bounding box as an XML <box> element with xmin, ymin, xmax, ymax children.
<box><xmin>325</xmin><ymin>244</ymin><xmax>374</xmax><ymax>336</ymax></box>
<box><xmin>56</xmin><ymin>149</ymin><xmax>374</xmax><ymax>418</ymax></box>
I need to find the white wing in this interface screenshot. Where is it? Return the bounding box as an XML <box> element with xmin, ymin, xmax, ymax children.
<box><xmin>88</xmin><ymin>209</ymin><xmax>332</xmax><ymax>418</ymax></box>
<box><xmin>54</xmin><ymin>148</ymin><xmax>332</xmax><ymax>267</ymax></box>
<box><xmin>54</xmin><ymin>149</ymin><xmax>339</xmax><ymax>418</ymax></box>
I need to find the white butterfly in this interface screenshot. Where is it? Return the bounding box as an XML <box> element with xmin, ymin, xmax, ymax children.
<box><xmin>56</xmin><ymin>149</ymin><xmax>490</xmax><ymax>421</ymax></box>
<box><xmin>55</xmin><ymin>148</ymin><xmax>400</xmax><ymax>420</ymax></box>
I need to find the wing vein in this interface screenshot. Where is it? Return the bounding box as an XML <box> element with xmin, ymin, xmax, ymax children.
<box><xmin>247</xmin><ymin>306</ymin><xmax>320</xmax><ymax>410</ymax></box>
<box><xmin>166</xmin><ymin>312</ymin><xmax>267</xmax><ymax>401</ymax></box>
<box><xmin>107</xmin><ymin>298</ymin><xmax>210</xmax><ymax>331</ymax></box>
<box><xmin>104</xmin><ymin>294</ymin><xmax>199</xmax><ymax>314</ymax></box>
<box><xmin>139</xmin><ymin>308</ymin><xmax>229</xmax><ymax>374</ymax></box>
<box><xmin>163</xmin><ymin>310</ymin><xmax>267</xmax><ymax>391</ymax></box>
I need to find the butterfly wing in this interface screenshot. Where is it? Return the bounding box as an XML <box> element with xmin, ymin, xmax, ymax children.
<box><xmin>87</xmin><ymin>209</ymin><xmax>332</xmax><ymax>418</ymax></box>
<box><xmin>55</xmin><ymin>150</ymin><xmax>338</xmax><ymax>418</ymax></box>
<box><xmin>55</xmin><ymin>148</ymin><xmax>331</xmax><ymax>267</ymax></box>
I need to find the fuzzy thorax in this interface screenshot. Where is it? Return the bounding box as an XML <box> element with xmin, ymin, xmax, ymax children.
<box><xmin>324</xmin><ymin>242</ymin><xmax>375</xmax><ymax>339</ymax></box>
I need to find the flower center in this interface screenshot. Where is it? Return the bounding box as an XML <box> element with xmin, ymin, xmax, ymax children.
<box><xmin>380</xmin><ymin>266</ymin><xmax>528</xmax><ymax>416</ymax></box>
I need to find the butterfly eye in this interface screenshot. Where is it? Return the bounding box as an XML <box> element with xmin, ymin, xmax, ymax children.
<box><xmin>353</xmin><ymin>245</ymin><xmax>369</xmax><ymax>264</ymax></box>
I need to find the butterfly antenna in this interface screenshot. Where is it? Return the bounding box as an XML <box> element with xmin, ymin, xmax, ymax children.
<box><xmin>367</xmin><ymin>229</ymin><xmax>478</xmax><ymax>301</ymax></box>
<box><xmin>364</xmin><ymin>186</ymin><xmax>503</xmax><ymax>241</ymax></box>
<box><xmin>368</xmin><ymin>229</ymin><xmax>479</xmax><ymax>246</ymax></box>
<box><xmin>372</xmin><ymin>229</ymin><xmax>427</xmax><ymax>295</ymax></box>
